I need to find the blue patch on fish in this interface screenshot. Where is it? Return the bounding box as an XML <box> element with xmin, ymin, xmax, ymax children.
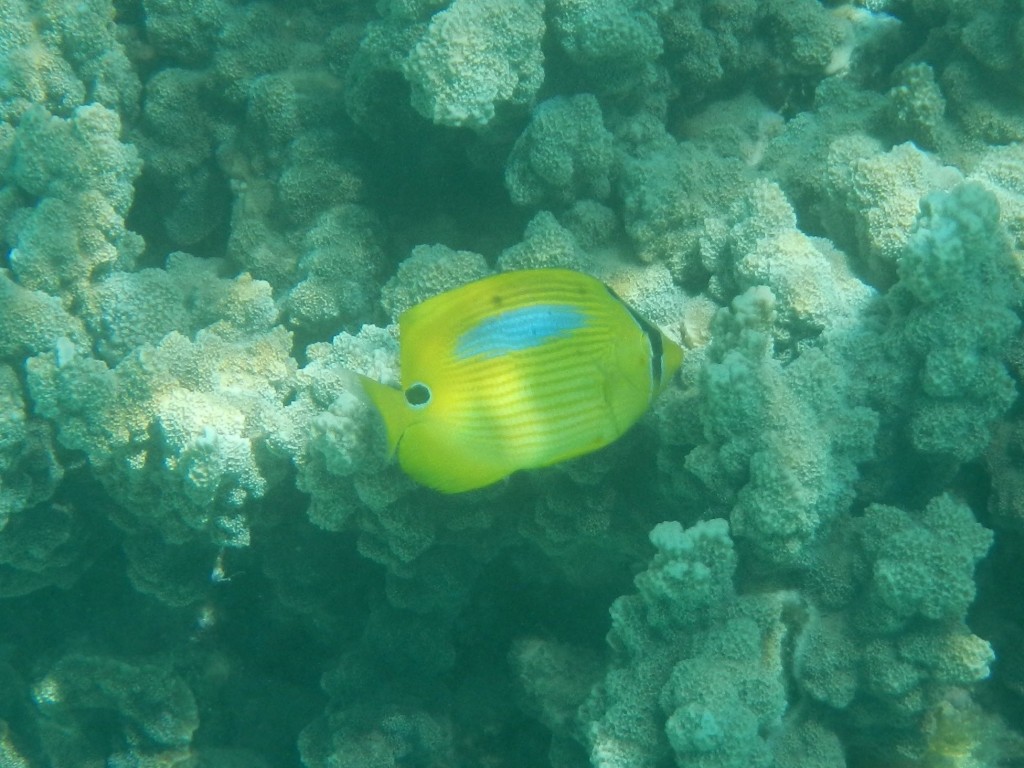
<box><xmin>455</xmin><ymin>304</ymin><xmax>588</xmax><ymax>360</ymax></box>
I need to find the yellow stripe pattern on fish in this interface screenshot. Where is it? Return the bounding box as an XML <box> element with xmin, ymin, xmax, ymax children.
<box><xmin>360</xmin><ymin>268</ymin><xmax>683</xmax><ymax>493</ymax></box>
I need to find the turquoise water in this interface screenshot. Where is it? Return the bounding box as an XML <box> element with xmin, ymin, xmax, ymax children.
<box><xmin>1</xmin><ymin>1</ymin><xmax>1022</xmax><ymax>765</ymax></box>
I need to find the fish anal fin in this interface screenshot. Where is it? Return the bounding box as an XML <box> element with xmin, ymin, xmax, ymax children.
<box><xmin>398</xmin><ymin>421</ymin><xmax>513</xmax><ymax>494</ymax></box>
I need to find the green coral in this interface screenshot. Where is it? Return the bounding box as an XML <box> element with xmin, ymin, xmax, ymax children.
<box><xmin>0</xmin><ymin>0</ymin><xmax>1021</xmax><ymax>765</ymax></box>
<box><xmin>379</xmin><ymin>243</ymin><xmax>490</xmax><ymax>320</ymax></box>
<box><xmin>24</xmin><ymin>266</ymin><xmax>294</xmax><ymax>552</ymax></box>
<box><xmin>701</xmin><ymin>178</ymin><xmax>875</xmax><ymax>340</ymax></box>
<box><xmin>32</xmin><ymin>653</ymin><xmax>198</xmax><ymax>765</ymax></box>
<box><xmin>0</xmin><ymin>0</ymin><xmax>138</xmax><ymax>121</ymax></box>
<box><xmin>822</xmin><ymin>138</ymin><xmax>962</xmax><ymax>288</ymax></box>
<box><xmin>402</xmin><ymin>0</ymin><xmax>545</xmax><ymax>129</ymax></box>
<box><xmin>685</xmin><ymin>287</ymin><xmax>877</xmax><ymax>568</ymax></box>
<box><xmin>505</xmin><ymin>94</ymin><xmax>614</xmax><ymax>207</ymax></box>
<box><xmin>896</xmin><ymin>183</ymin><xmax>1020</xmax><ymax>461</ymax></box>
<box><xmin>861</xmin><ymin>495</ymin><xmax>992</xmax><ymax>629</ymax></box>
<box><xmin>795</xmin><ymin>494</ymin><xmax>994</xmax><ymax>759</ymax></box>
<box><xmin>888</xmin><ymin>62</ymin><xmax>948</xmax><ymax>149</ymax></box>
<box><xmin>580</xmin><ymin>519</ymin><xmax>839</xmax><ymax>768</ymax></box>
<box><xmin>549</xmin><ymin>0</ymin><xmax>667</xmax><ymax>94</ymax></box>
<box><xmin>4</xmin><ymin>104</ymin><xmax>142</xmax><ymax>294</ymax></box>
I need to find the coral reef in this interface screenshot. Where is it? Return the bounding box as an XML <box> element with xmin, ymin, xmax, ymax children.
<box><xmin>1</xmin><ymin>0</ymin><xmax>1022</xmax><ymax>766</ymax></box>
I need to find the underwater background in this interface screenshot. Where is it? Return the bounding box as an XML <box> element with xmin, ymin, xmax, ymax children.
<box><xmin>1</xmin><ymin>0</ymin><xmax>1023</xmax><ymax>765</ymax></box>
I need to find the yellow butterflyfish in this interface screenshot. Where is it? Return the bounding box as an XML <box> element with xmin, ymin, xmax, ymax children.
<box><xmin>360</xmin><ymin>268</ymin><xmax>683</xmax><ymax>493</ymax></box>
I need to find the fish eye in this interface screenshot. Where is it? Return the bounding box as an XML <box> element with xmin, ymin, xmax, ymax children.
<box><xmin>404</xmin><ymin>382</ymin><xmax>431</xmax><ymax>408</ymax></box>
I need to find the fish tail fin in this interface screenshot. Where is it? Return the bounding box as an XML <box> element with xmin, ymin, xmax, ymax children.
<box><xmin>357</xmin><ymin>375</ymin><xmax>412</xmax><ymax>458</ymax></box>
<box><xmin>659</xmin><ymin>334</ymin><xmax>684</xmax><ymax>392</ymax></box>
